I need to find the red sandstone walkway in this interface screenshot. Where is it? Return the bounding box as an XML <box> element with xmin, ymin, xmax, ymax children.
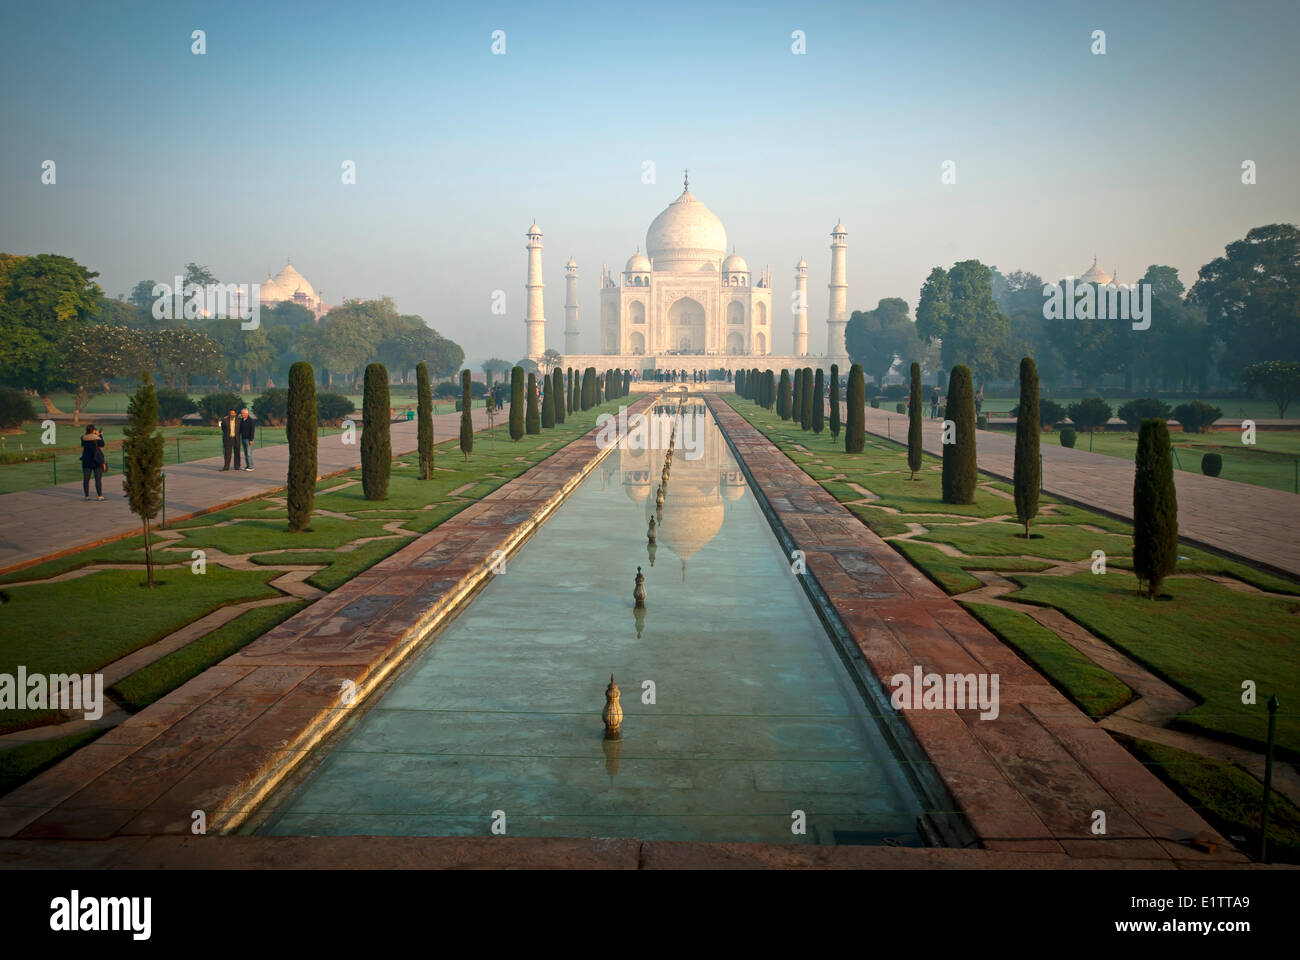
<box><xmin>0</xmin><ymin>406</ymin><xmax>502</xmax><ymax>574</ymax></box>
<box><xmin>856</xmin><ymin>405</ymin><xmax>1300</xmax><ymax>578</ymax></box>
<box><xmin>0</xmin><ymin>398</ymin><xmax>651</xmax><ymax>845</ymax></box>
<box><xmin>708</xmin><ymin>396</ymin><xmax>1244</xmax><ymax>864</ymax></box>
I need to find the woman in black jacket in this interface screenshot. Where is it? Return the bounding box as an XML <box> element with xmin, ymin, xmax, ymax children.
<box><xmin>80</xmin><ymin>424</ymin><xmax>106</xmax><ymax>500</ymax></box>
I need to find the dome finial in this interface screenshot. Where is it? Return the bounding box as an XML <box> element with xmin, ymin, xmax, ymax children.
<box><xmin>683</xmin><ymin>168</ymin><xmax>689</xmax><ymax>192</ymax></box>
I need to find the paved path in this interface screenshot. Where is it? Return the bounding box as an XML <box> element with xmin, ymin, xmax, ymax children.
<box><xmin>708</xmin><ymin>396</ymin><xmax>1241</xmax><ymax>863</ymax></box>
<box><xmin>0</xmin><ymin>406</ymin><xmax>502</xmax><ymax>574</ymax></box>
<box><xmin>0</xmin><ymin>397</ymin><xmax>653</xmax><ymax>843</ymax></box>
<box><xmin>857</xmin><ymin>405</ymin><xmax>1300</xmax><ymax>578</ymax></box>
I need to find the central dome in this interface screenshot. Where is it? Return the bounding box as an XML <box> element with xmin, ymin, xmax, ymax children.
<box><xmin>645</xmin><ymin>188</ymin><xmax>727</xmax><ymax>272</ymax></box>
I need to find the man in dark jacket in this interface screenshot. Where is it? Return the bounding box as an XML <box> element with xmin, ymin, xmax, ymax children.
<box><xmin>238</xmin><ymin>407</ymin><xmax>256</xmax><ymax>470</ymax></box>
<box><xmin>221</xmin><ymin>409</ymin><xmax>241</xmax><ymax>470</ymax></box>
<box><xmin>80</xmin><ymin>424</ymin><xmax>106</xmax><ymax>500</ymax></box>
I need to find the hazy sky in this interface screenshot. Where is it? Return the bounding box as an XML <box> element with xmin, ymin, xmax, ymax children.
<box><xmin>2</xmin><ymin>0</ymin><xmax>1297</xmax><ymax>366</ymax></box>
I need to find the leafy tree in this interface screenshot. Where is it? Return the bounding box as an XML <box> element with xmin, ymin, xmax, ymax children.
<box><xmin>1133</xmin><ymin>419</ymin><xmax>1178</xmax><ymax>598</ymax></box>
<box><xmin>183</xmin><ymin>262</ymin><xmax>217</xmax><ymax>288</ymax></box>
<box><xmin>0</xmin><ymin>387</ymin><xmax>36</xmax><ymax>429</ymax></box>
<box><xmin>1241</xmin><ymin>360</ymin><xmax>1300</xmax><ymax>417</ymax></box>
<box><xmin>829</xmin><ymin>364</ymin><xmax>841</xmax><ymax>439</ymax></box>
<box><xmin>1117</xmin><ymin>398</ymin><xmax>1173</xmax><ymax>431</ymax></box>
<box><xmin>286</xmin><ymin>362</ymin><xmax>317</xmax><ymax>532</ymax></box>
<box><xmin>916</xmin><ymin>262</ymin><xmax>1012</xmax><ymax>382</ymax></box>
<box><xmin>845</xmin><ymin>364</ymin><xmax>865</xmax><ymax>453</ymax></box>
<box><xmin>416</xmin><ymin>361</ymin><xmax>434</xmax><ymax>479</ymax></box>
<box><xmin>778</xmin><ymin>369</ymin><xmax>792</xmax><ymax>419</ymax></box>
<box><xmin>509</xmin><ymin>366</ymin><xmax>525</xmax><ymax>440</ymax></box>
<box><xmin>122</xmin><ymin>374</ymin><xmax>165</xmax><ymax>587</ymax></box>
<box><xmin>845</xmin><ymin>297</ymin><xmax>920</xmax><ymax>388</ymax></box>
<box><xmin>360</xmin><ymin>363</ymin><xmax>391</xmax><ymax>499</ymax></box>
<box><xmin>197</xmin><ymin>392</ymin><xmax>243</xmax><ymax>424</ymax></box>
<box><xmin>459</xmin><ymin>369</ymin><xmax>474</xmax><ymax>460</ymax></box>
<box><xmin>1066</xmin><ymin>397</ymin><xmax>1113</xmax><ymax>432</ymax></box>
<box><xmin>1039</xmin><ymin>398</ymin><xmax>1066</xmax><ymax>430</ymax></box>
<box><xmin>482</xmin><ymin>357</ymin><xmax>512</xmax><ymax>386</ymax></box>
<box><xmin>941</xmin><ymin>365</ymin><xmax>977</xmax><ymax>504</ymax></box>
<box><xmin>1190</xmin><ymin>224</ymin><xmax>1300</xmax><ymax>371</ymax></box>
<box><xmin>1171</xmin><ymin>400</ymin><xmax>1222</xmax><ymax>433</ymax></box>
<box><xmin>907</xmin><ymin>361</ymin><xmax>923</xmax><ymax>480</ymax></box>
<box><xmin>1013</xmin><ymin>358</ymin><xmax>1040</xmax><ymax>536</ymax></box>
<box><xmin>812</xmin><ymin>368</ymin><xmax>825</xmax><ymax>434</ymax></box>
<box><xmin>59</xmin><ymin>324</ymin><xmax>142</xmax><ymax>424</ymax></box>
<box><xmin>251</xmin><ymin>388</ymin><xmax>289</xmax><ymax>425</ymax></box>
<box><xmin>541</xmin><ymin>349</ymin><xmax>562</xmax><ymax>374</ymax></box>
<box><xmin>139</xmin><ymin>327</ymin><xmax>222</xmax><ymax>390</ymax></box>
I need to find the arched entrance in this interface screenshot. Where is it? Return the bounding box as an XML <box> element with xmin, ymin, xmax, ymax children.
<box><xmin>754</xmin><ymin>331</ymin><xmax>767</xmax><ymax>354</ymax></box>
<box><xmin>726</xmin><ymin>331</ymin><xmax>744</xmax><ymax>354</ymax></box>
<box><xmin>666</xmin><ymin>297</ymin><xmax>705</xmax><ymax>354</ymax></box>
<box><xmin>629</xmin><ymin>331</ymin><xmax>645</xmax><ymax>355</ymax></box>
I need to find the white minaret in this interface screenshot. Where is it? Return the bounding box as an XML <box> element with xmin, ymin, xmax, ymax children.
<box><xmin>826</xmin><ymin>220</ymin><xmax>848</xmax><ymax>361</ymax></box>
<box><xmin>793</xmin><ymin>258</ymin><xmax>809</xmax><ymax>356</ymax></box>
<box><xmin>563</xmin><ymin>257</ymin><xmax>580</xmax><ymax>355</ymax></box>
<box><xmin>524</xmin><ymin>222</ymin><xmax>546</xmax><ymax>360</ymax></box>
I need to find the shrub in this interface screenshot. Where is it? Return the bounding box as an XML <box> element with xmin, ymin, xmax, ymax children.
<box><xmin>0</xmin><ymin>387</ymin><xmax>36</xmax><ymax>429</ymax></box>
<box><xmin>469</xmin><ymin>380</ymin><xmax>488</xmax><ymax>399</ymax></box>
<box><xmin>1013</xmin><ymin>357</ymin><xmax>1040</xmax><ymax>536</ymax></box>
<box><xmin>896</xmin><ymin>403</ymin><xmax>906</xmax><ymax>414</ymax></box>
<box><xmin>1066</xmin><ymin>396</ymin><xmax>1112</xmax><ymax>432</ymax></box>
<box><xmin>155</xmin><ymin>388</ymin><xmax>197</xmax><ymax>425</ymax></box>
<box><xmin>286</xmin><ymin>362</ymin><xmax>317</xmax><ymax>532</ymax></box>
<box><xmin>1059</xmin><ymin>426</ymin><xmax>1077</xmax><ymax>448</ymax></box>
<box><xmin>509</xmin><ymin>366</ymin><xmax>525</xmax><ymax>439</ymax></box>
<box><xmin>937</xmin><ymin>404</ymin><xmax>946</xmax><ymax>419</ymax></box>
<box><xmin>526</xmin><ymin>373</ymin><xmax>541</xmax><ymax>434</ymax></box>
<box><xmin>882</xmin><ymin>383</ymin><xmax>907</xmax><ymax>401</ymax></box>
<box><xmin>459</xmin><ymin>369</ymin><xmax>474</xmax><ymax>460</ymax></box>
<box><xmin>1133</xmin><ymin>419</ymin><xmax>1178</xmax><ymax>598</ymax></box>
<box><xmin>1201</xmin><ymin>452</ymin><xmax>1223</xmax><ymax>477</ymax></box>
<box><xmin>1117</xmin><ymin>397</ymin><xmax>1172</xmax><ymax>431</ymax></box>
<box><xmin>1172</xmin><ymin>400</ymin><xmax>1222</xmax><ymax>434</ymax></box>
<box><xmin>197</xmin><ymin>391</ymin><xmax>243</xmax><ymax>425</ymax></box>
<box><xmin>434</xmin><ymin>380</ymin><xmax>459</xmax><ymax>399</ymax></box>
<box><xmin>977</xmin><ymin>413</ymin><xmax>988</xmax><ymax>429</ymax></box>
<box><xmin>941</xmin><ymin>365</ymin><xmax>977</xmax><ymax>504</ymax></box>
<box><xmin>845</xmin><ymin>364</ymin><xmax>866</xmax><ymax>453</ymax></box>
<box><xmin>250</xmin><ymin>388</ymin><xmax>288</xmax><ymax>426</ymax></box>
<box><xmin>870</xmin><ymin>397</ymin><xmax>880</xmax><ymax>409</ymax></box>
<box><xmin>316</xmin><ymin>392</ymin><xmax>355</xmax><ymax>425</ymax></box>
<box><xmin>907</xmin><ymin>362</ymin><xmax>922</xmax><ymax>480</ymax></box>
<box><xmin>416</xmin><ymin>362</ymin><xmax>434</xmax><ymax>480</ymax></box>
<box><xmin>360</xmin><ymin>363</ymin><xmax>391</xmax><ymax>500</ymax></box>
<box><xmin>1038</xmin><ymin>398</ymin><xmax>1065</xmax><ymax>430</ymax></box>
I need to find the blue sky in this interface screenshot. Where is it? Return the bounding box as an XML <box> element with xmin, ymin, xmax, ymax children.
<box><xmin>2</xmin><ymin>0</ymin><xmax>1297</xmax><ymax>365</ymax></box>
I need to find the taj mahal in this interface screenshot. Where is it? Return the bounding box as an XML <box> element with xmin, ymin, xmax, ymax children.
<box><xmin>523</xmin><ymin>173</ymin><xmax>849</xmax><ymax>374</ymax></box>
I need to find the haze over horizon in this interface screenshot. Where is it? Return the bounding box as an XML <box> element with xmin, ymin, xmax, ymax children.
<box><xmin>2</xmin><ymin>0</ymin><xmax>1297</xmax><ymax>367</ymax></box>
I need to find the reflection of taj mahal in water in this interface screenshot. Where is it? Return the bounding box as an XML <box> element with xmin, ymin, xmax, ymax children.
<box><xmin>604</xmin><ymin>403</ymin><xmax>747</xmax><ymax>577</ymax></box>
<box><xmin>523</xmin><ymin>172</ymin><xmax>850</xmax><ymax>373</ymax></box>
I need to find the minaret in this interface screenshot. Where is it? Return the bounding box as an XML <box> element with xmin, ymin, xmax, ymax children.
<box><xmin>793</xmin><ymin>258</ymin><xmax>809</xmax><ymax>356</ymax></box>
<box><xmin>525</xmin><ymin>222</ymin><xmax>546</xmax><ymax>360</ymax></box>
<box><xmin>826</xmin><ymin>220</ymin><xmax>848</xmax><ymax>361</ymax></box>
<box><xmin>564</xmin><ymin>257</ymin><xmax>580</xmax><ymax>355</ymax></box>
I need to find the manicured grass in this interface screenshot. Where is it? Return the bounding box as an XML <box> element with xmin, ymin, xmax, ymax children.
<box><xmin>110</xmin><ymin>600</ymin><xmax>307</xmax><ymax>712</ymax></box>
<box><xmin>918</xmin><ymin>521</ymin><xmax>1132</xmax><ymax>562</ymax></box>
<box><xmin>0</xmin><ymin>567</ymin><xmax>283</xmax><ymax>733</ymax></box>
<box><xmin>963</xmin><ymin>602</ymin><xmax>1133</xmax><ymax>718</ymax></box>
<box><xmin>892</xmin><ymin>540</ymin><xmax>983</xmax><ymax>594</ymax></box>
<box><xmin>1005</xmin><ymin>571</ymin><xmax>1300</xmax><ymax>757</ymax></box>
<box><xmin>171</xmin><ymin>516</ymin><xmax>404</xmax><ymax>555</ymax></box>
<box><xmin>1114</xmin><ymin>734</ymin><xmax>1300</xmax><ymax>864</ymax></box>
<box><xmin>980</xmin><ymin>395</ymin><xmax>1284</xmax><ymax>422</ymax></box>
<box><xmin>0</xmin><ymin>728</ymin><xmax>107</xmax><ymax>798</ymax></box>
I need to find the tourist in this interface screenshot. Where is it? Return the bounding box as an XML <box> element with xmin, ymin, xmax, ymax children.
<box><xmin>220</xmin><ymin>408</ymin><xmax>241</xmax><ymax>470</ymax></box>
<box><xmin>238</xmin><ymin>407</ymin><xmax>256</xmax><ymax>470</ymax></box>
<box><xmin>80</xmin><ymin>424</ymin><xmax>106</xmax><ymax>501</ymax></box>
<box><xmin>975</xmin><ymin>385</ymin><xmax>984</xmax><ymax>417</ymax></box>
<box><xmin>930</xmin><ymin>386</ymin><xmax>940</xmax><ymax>420</ymax></box>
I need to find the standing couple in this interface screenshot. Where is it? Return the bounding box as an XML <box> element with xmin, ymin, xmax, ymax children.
<box><xmin>220</xmin><ymin>408</ymin><xmax>256</xmax><ymax>471</ymax></box>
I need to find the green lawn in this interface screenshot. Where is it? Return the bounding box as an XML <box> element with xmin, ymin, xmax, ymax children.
<box><xmin>980</xmin><ymin>395</ymin><xmax>1285</xmax><ymax>422</ymax></box>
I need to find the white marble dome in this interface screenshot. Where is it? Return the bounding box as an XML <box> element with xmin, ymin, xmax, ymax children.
<box><xmin>1081</xmin><ymin>258</ymin><xmax>1113</xmax><ymax>285</ymax></box>
<box><xmin>646</xmin><ymin>188</ymin><xmax>727</xmax><ymax>271</ymax></box>
<box><xmin>625</xmin><ymin>250</ymin><xmax>652</xmax><ymax>273</ymax></box>
<box><xmin>722</xmin><ymin>251</ymin><xmax>749</xmax><ymax>273</ymax></box>
<box><xmin>270</xmin><ymin>262</ymin><xmax>315</xmax><ymax>300</ymax></box>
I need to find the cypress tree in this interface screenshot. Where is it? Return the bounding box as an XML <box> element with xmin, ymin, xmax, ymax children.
<box><xmin>582</xmin><ymin>367</ymin><xmax>596</xmax><ymax>409</ymax></box>
<box><xmin>415</xmin><ymin>361</ymin><xmax>434</xmax><ymax>480</ymax></box>
<box><xmin>800</xmin><ymin>367</ymin><xmax>813</xmax><ymax>430</ymax></box>
<box><xmin>764</xmin><ymin>370</ymin><xmax>775</xmax><ymax>410</ymax></box>
<box><xmin>778</xmin><ymin>370</ymin><xmax>792</xmax><ymax>419</ymax></box>
<box><xmin>552</xmin><ymin>368</ymin><xmax>565</xmax><ymax>424</ymax></box>
<box><xmin>829</xmin><ymin>364</ymin><xmax>840</xmax><ymax>440</ymax></box>
<box><xmin>459</xmin><ymin>369</ymin><xmax>474</xmax><ymax>460</ymax></box>
<box><xmin>623</xmin><ymin>369</ymin><xmax>630</xmax><ymax>396</ymax></box>
<box><xmin>526</xmin><ymin>372</ymin><xmax>541</xmax><ymax>433</ymax></box>
<box><xmin>567</xmin><ymin>367</ymin><xmax>575</xmax><ymax>414</ymax></box>
<box><xmin>287</xmin><ymin>360</ymin><xmax>318</xmax><ymax>531</ymax></box>
<box><xmin>907</xmin><ymin>361</ymin><xmax>923</xmax><ymax>480</ymax></box>
<box><xmin>792</xmin><ymin>368</ymin><xmax>803</xmax><ymax>422</ymax></box>
<box><xmin>122</xmin><ymin>373</ymin><xmax>165</xmax><ymax>587</ymax></box>
<box><xmin>1133</xmin><ymin>418</ymin><xmax>1179</xmax><ymax>598</ymax></box>
<box><xmin>1013</xmin><ymin>357</ymin><xmax>1040</xmax><ymax>534</ymax></box>
<box><xmin>509</xmin><ymin>365</ymin><xmax>525</xmax><ymax>440</ymax></box>
<box><xmin>541</xmin><ymin>372</ymin><xmax>556</xmax><ymax>427</ymax></box>
<box><xmin>845</xmin><ymin>364</ymin><xmax>865</xmax><ymax>453</ymax></box>
<box><xmin>812</xmin><ymin>368</ymin><xmax>825</xmax><ymax>434</ymax></box>
<box><xmin>941</xmin><ymin>364</ymin><xmax>977</xmax><ymax>504</ymax></box>
<box><xmin>361</xmin><ymin>362</ymin><xmax>391</xmax><ymax>500</ymax></box>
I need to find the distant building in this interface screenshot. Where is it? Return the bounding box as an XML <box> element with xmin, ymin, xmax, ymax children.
<box><xmin>259</xmin><ymin>258</ymin><xmax>333</xmax><ymax>320</ymax></box>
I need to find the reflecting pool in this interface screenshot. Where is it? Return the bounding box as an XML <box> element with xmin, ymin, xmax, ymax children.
<box><xmin>259</xmin><ymin>402</ymin><xmax>927</xmax><ymax>844</ymax></box>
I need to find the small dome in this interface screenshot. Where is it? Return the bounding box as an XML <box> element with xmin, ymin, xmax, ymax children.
<box><xmin>566</xmin><ymin>257</ymin><xmax>577</xmax><ymax>269</ymax></box>
<box><xmin>796</xmin><ymin>258</ymin><xmax>807</xmax><ymax>269</ymax></box>
<box><xmin>1081</xmin><ymin>258</ymin><xmax>1112</xmax><ymax>285</ymax></box>
<box><xmin>527</xmin><ymin>222</ymin><xmax>542</xmax><ymax>236</ymax></box>
<box><xmin>831</xmin><ymin>221</ymin><xmax>847</xmax><ymax>236</ymax></box>
<box><xmin>722</xmin><ymin>252</ymin><xmax>749</xmax><ymax>273</ymax></box>
<box><xmin>625</xmin><ymin>250</ymin><xmax>652</xmax><ymax>273</ymax></box>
